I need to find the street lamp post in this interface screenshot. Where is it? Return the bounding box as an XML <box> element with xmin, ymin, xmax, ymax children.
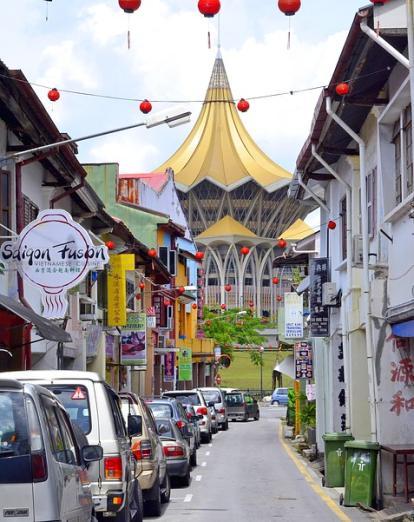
<box><xmin>259</xmin><ymin>346</ymin><xmax>264</xmax><ymax>399</ymax></box>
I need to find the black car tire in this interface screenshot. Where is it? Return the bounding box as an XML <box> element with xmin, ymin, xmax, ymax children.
<box><xmin>190</xmin><ymin>448</ymin><xmax>197</xmax><ymax>467</ymax></box>
<box><xmin>161</xmin><ymin>473</ymin><xmax>171</xmax><ymax>504</ymax></box>
<box><xmin>202</xmin><ymin>431</ymin><xmax>211</xmax><ymax>443</ymax></box>
<box><xmin>133</xmin><ymin>482</ymin><xmax>144</xmax><ymax>522</ymax></box>
<box><xmin>273</xmin><ymin>401</ymin><xmax>279</xmax><ymax>406</ymax></box>
<box><xmin>181</xmin><ymin>465</ymin><xmax>191</xmax><ymax>487</ymax></box>
<box><xmin>222</xmin><ymin>420</ymin><xmax>229</xmax><ymax>431</ymax></box>
<box><xmin>144</xmin><ymin>476</ymin><xmax>162</xmax><ymax>517</ymax></box>
<box><xmin>254</xmin><ymin>411</ymin><xmax>260</xmax><ymax>421</ymax></box>
<box><xmin>115</xmin><ymin>480</ymin><xmax>143</xmax><ymax>522</ymax></box>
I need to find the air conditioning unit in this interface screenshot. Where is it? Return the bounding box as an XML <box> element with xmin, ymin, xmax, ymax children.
<box><xmin>352</xmin><ymin>235</ymin><xmax>363</xmax><ymax>267</ymax></box>
<box><xmin>80</xmin><ymin>302</ymin><xmax>97</xmax><ymax>321</ymax></box>
<box><xmin>322</xmin><ymin>282</ymin><xmax>339</xmax><ymax>306</ymax></box>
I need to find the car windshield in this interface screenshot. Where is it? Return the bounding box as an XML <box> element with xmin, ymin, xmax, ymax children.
<box><xmin>169</xmin><ymin>393</ymin><xmax>201</xmax><ymax>406</ymax></box>
<box><xmin>155</xmin><ymin>419</ymin><xmax>175</xmax><ymax>439</ymax></box>
<box><xmin>276</xmin><ymin>389</ymin><xmax>288</xmax><ymax>395</ymax></box>
<box><xmin>202</xmin><ymin>390</ymin><xmax>220</xmax><ymax>403</ymax></box>
<box><xmin>147</xmin><ymin>403</ymin><xmax>173</xmax><ymax>419</ymax></box>
<box><xmin>0</xmin><ymin>391</ymin><xmax>30</xmax><ymax>458</ymax></box>
<box><xmin>45</xmin><ymin>385</ymin><xmax>91</xmax><ymax>434</ymax></box>
<box><xmin>226</xmin><ymin>393</ymin><xmax>243</xmax><ymax>405</ymax></box>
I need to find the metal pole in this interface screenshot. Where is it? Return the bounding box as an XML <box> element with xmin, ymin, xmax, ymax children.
<box><xmin>406</xmin><ymin>0</ymin><xmax>414</xmax><ymax>178</ymax></box>
<box><xmin>260</xmin><ymin>351</ymin><xmax>263</xmax><ymax>399</ymax></box>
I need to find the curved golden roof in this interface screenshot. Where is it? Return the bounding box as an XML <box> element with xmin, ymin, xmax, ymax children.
<box><xmin>196</xmin><ymin>215</ymin><xmax>257</xmax><ymax>239</ymax></box>
<box><xmin>279</xmin><ymin>219</ymin><xmax>316</xmax><ymax>241</ymax></box>
<box><xmin>154</xmin><ymin>52</ymin><xmax>292</xmax><ymax>193</ymax></box>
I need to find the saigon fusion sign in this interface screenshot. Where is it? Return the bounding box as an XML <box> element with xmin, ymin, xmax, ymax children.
<box><xmin>0</xmin><ymin>209</ymin><xmax>109</xmax><ymax>319</ymax></box>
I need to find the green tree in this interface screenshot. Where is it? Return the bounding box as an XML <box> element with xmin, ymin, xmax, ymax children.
<box><xmin>202</xmin><ymin>308</ymin><xmax>265</xmax><ymax>366</ymax></box>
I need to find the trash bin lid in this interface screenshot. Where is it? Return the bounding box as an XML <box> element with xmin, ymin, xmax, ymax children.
<box><xmin>344</xmin><ymin>440</ymin><xmax>380</xmax><ymax>450</ymax></box>
<box><xmin>322</xmin><ymin>432</ymin><xmax>354</xmax><ymax>442</ymax></box>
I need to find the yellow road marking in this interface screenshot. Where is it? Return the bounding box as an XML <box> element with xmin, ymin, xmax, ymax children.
<box><xmin>278</xmin><ymin>423</ymin><xmax>351</xmax><ymax>522</ymax></box>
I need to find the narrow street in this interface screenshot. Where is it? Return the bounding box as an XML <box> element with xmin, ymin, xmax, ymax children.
<box><xmin>156</xmin><ymin>406</ymin><xmax>369</xmax><ymax>522</ymax></box>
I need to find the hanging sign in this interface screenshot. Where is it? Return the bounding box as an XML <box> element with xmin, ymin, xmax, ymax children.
<box><xmin>284</xmin><ymin>292</ymin><xmax>303</xmax><ymax>339</ymax></box>
<box><xmin>164</xmin><ymin>351</ymin><xmax>175</xmax><ymax>383</ymax></box>
<box><xmin>178</xmin><ymin>348</ymin><xmax>192</xmax><ymax>381</ymax></box>
<box><xmin>107</xmin><ymin>254</ymin><xmax>135</xmax><ymax>327</ymax></box>
<box><xmin>0</xmin><ymin>209</ymin><xmax>108</xmax><ymax>319</ymax></box>
<box><xmin>309</xmin><ymin>258</ymin><xmax>330</xmax><ymax>337</ymax></box>
<box><xmin>120</xmin><ymin>312</ymin><xmax>147</xmax><ymax>368</ymax></box>
<box><xmin>294</xmin><ymin>341</ymin><xmax>313</xmax><ymax>379</ymax></box>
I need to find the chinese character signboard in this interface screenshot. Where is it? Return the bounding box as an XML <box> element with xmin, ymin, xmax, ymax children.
<box><xmin>0</xmin><ymin>209</ymin><xmax>109</xmax><ymax>319</ymax></box>
<box><xmin>309</xmin><ymin>258</ymin><xmax>330</xmax><ymax>337</ymax></box>
<box><xmin>164</xmin><ymin>351</ymin><xmax>175</xmax><ymax>383</ymax></box>
<box><xmin>294</xmin><ymin>341</ymin><xmax>313</xmax><ymax>379</ymax></box>
<box><xmin>284</xmin><ymin>292</ymin><xmax>303</xmax><ymax>339</ymax></box>
<box><xmin>120</xmin><ymin>312</ymin><xmax>147</xmax><ymax>368</ymax></box>
<box><xmin>107</xmin><ymin>254</ymin><xmax>135</xmax><ymax>327</ymax></box>
<box><xmin>178</xmin><ymin>348</ymin><xmax>192</xmax><ymax>381</ymax></box>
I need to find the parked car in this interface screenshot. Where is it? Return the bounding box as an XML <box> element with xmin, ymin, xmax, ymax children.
<box><xmin>119</xmin><ymin>392</ymin><xmax>170</xmax><ymax>516</ymax></box>
<box><xmin>145</xmin><ymin>398</ymin><xmax>197</xmax><ymax>466</ymax></box>
<box><xmin>3</xmin><ymin>371</ymin><xmax>143</xmax><ymax>522</ymax></box>
<box><xmin>155</xmin><ymin>418</ymin><xmax>191</xmax><ymax>487</ymax></box>
<box><xmin>0</xmin><ymin>378</ymin><xmax>102</xmax><ymax>522</ymax></box>
<box><xmin>225</xmin><ymin>391</ymin><xmax>260</xmax><ymax>422</ymax></box>
<box><xmin>271</xmin><ymin>387</ymin><xmax>289</xmax><ymax>406</ymax></box>
<box><xmin>198</xmin><ymin>387</ymin><xmax>229</xmax><ymax>431</ymax></box>
<box><xmin>162</xmin><ymin>390</ymin><xmax>212</xmax><ymax>443</ymax></box>
<box><xmin>183</xmin><ymin>404</ymin><xmax>201</xmax><ymax>448</ymax></box>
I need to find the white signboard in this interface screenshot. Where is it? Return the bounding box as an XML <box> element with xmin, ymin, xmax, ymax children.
<box><xmin>284</xmin><ymin>292</ymin><xmax>303</xmax><ymax>339</ymax></box>
<box><xmin>0</xmin><ymin>209</ymin><xmax>109</xmax><ymax>319</ymax></box>
<box><xmin>147</xmin><ymin>316</ymin><xmax>156</xmax><ymax>328</ymax></box>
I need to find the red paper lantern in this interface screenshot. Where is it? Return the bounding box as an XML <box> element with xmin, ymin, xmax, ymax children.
<box><xmin>48</xmin><ymin>88</ymin><xmax>60</xmax><ymax>102</ymax></box>
<box><xmin>328</xmin><ymin>220</ymin><xmax>337</xmax><ymax>230</ymax></box>
<box><xmin>224</xmin><ymin>284</ymin><xmax>232</xmax><ymax>292</ymax></box>
<box><xmin>220</xmin><ymin>303</ymin><xmax>227</xmax><ymax>310</ymax></box>
<box><xmin>198</xmin><ymin>0</ymin><xmax>221</xmax><ymax>18</ymax></box>
<box><xmin>278</xmin><ymin>0</ymin><xmax>301</xmax><ymax>16</ymax></box>
<box><xmin>276</xmin><ymin>295</ymin><xmax>283</xmax><ymax>302</ymax></box>
<box><xmin>139</xmin><ymin>282</ymin><xmax>145</xmax><ymax>290</ymax></box>
<box><xmin>272</xmin><ymin>277</ymin><xmax>280</xmax><ymax>285</ymax></box>
<box><xmin>119</xmin><ymin>0</ymin><xmax>141</xmax><ymax>13</ymax></box>
<box><xmin>148</xmin><ymin>248</ymin><xmax>157</xmax><ymax>258</ymax></box>
<box><xmin>140</xmin><ymin>99</ymin><xmax>152</xmax><ymax>114</ymax></box>
<box><xmin>370</xmin><ymin>0</ymin><xmax>388</xmax><ymax>4</ymax></box>
<box><xmin>240</xmin><ymin>246</ymin><xmax>250</xmax><ymax>255</ymax></box>
<box><xmin>105</xmin><ymin>240</ymin><xmax>115</xmax><ymax>250</ymax></box>
<box><xmin>277</xmin><ymin>238</ymin><xmax>287</xmax><ymax>249</ymax></box>
<box><xmin>237</xmin><ymin>98</ymin><xmax>250</xmax><ymax>113</ymax></box>
<box><xmin>336</xmin><ymin>82</ymin><xmax>350</xmax><ymax>96</ymax></box>
<box><xmin>195</xmin><ymin>251</ymin><xmax>205</xmax><ymax>260</ymax></box>
<box><xmin>164</xmin><ymin>299</ymin><xmax>171</xmax><ymax>306</ymax></box>
<box><xmin>135</xmin><ymin>293</ymin><xmax>141</xmax><ymax>300</ymax></box>
<box><xmin>192</xmin><ymin>303</ymin><xmax>198</xmax><ymax>310</ymax></box>
<box><xmin>178</xmin><ymin>286</ymin><xmax>186</xmax><ymax>294</ymax></box>
<box><xmin>249</xmin><ymin>300</ymin><xmax>254</xmax><ymax>307</ymax></box>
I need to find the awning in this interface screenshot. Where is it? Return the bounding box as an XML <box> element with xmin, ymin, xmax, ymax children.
<box><xmin>274</xmin><ymin>355</ymin><xmax>295</xmax><ymax>379</ymax></box>
<box><xmin>296</xmin><ymin>276</ymin><xmax>310</xmax><ymax>295</ymax></box>
<box><xmin>391</xmin><ymin>320</ymin><xmax>414</xmax><ymax>338</ymax></box>
<box><xmin>0</xmin><ymin>294</ymin><xmax>72</xmax><ymax>343</ymax></box>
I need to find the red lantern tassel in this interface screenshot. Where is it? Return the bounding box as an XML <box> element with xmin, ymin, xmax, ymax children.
<box><xmin>128</xmin><ymin>29</ymin><xmax>131</xmax><ymax>49</ymax></box>
<box><xmin>208</xmin><ymin>30</ymin><xmax>211</xmax><ymax>49</ymax></box>
<box><xmin>287</xmin><ymin>17</ymin><xmax>291</xmax><ymax>50</ymax></box>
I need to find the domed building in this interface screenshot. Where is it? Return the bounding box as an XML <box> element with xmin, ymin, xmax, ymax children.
<box><xmin>155</xmin><ymin>51</ymin><xmax>309</xmax><ymax>317</ymax></box>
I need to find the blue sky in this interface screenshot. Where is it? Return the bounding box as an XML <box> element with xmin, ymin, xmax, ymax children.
<box><xmin>1</xmin><ymin>0</ymin><xmax>365</xmax><ymax>177</ymax></box>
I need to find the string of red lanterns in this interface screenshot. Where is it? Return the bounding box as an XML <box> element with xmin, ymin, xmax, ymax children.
<box><xmin>139</xmin><ymin>99</ymin><xmax>152</xmax><ymax>114</ymax></box>
<box><xmin>48</xmin><ymin>88</ymin><xmax>60</xmax><ymax>102</ymax></box>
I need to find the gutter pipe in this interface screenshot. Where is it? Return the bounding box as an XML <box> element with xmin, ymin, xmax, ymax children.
<box><xmin>297</xmin><ymin>173</ymin><xmax>330</xmax><ymax>213</ymax></box>
<box><xmin>325</xmin><ymin>95</ymin><xmax>378</xmax><ymax>442</ymax></box>
<box><xmin>311</xmin><ymin>144</ymin><xmax>353</xmax><ymax>434</ymax></box>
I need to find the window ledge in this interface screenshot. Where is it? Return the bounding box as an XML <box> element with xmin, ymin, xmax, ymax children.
<box><xmin>384</xmin><ymin>192</ymin><xmax>414</xmax><ymax>223</ymax></box>
<box><xmin>335</xmin><ymin>259</ymin><xmax>348</xmax><ymax>272</ymax></box>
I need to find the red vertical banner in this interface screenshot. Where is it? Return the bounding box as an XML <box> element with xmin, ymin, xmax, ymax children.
<box><xmin>164</xmin><ymin>351</ymin><xmax>175</xmax><ymax>383</ymax></box>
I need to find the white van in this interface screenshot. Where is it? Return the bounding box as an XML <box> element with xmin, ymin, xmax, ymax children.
<box><xmin>0</xmin><ymin>378</ymin><xmax>102</xmax><ymax>522</ymax></box>
<box><xmin>2</xmin><ymin>371</ymin><xmax>143</xmax><ymax>522</ymax></box>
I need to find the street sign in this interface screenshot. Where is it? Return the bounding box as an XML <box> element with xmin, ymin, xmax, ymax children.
<box><xmin>309</xmin><ymin>258</ymin><xmax>330</xmax><ymax>337</ymax></box>
<box><xmin>215</xmin><ymin>374</ymin><xmax>222</xmax><ymax>385</ymax></box>
<box><xmin>214</xmin><ymin>346</ymin><xmax>222</xmax><ymax>361</ymax></box>
<box><xmin>294</xmin><ymin>341</ymin><xmax>313</xmax><ymax>379</ymax></box>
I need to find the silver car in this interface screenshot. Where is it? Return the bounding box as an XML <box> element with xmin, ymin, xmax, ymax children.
<box><xmin>0</xmin><ymin>378</ymin><xmax>102</xmax><ymax>522</ymax></box>
<box><xmin>198</xmin><ymin>387</ymin><xmax>229</xmax><ymax>431</ymax></box>
<box><xmin>2</xmin><ymin>371</ymin><xmax>143</xmax><ymax>522</ymax></box>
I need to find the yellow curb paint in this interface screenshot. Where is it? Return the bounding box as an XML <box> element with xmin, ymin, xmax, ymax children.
<box><xmin>278</xmin><ymin>424</ymin><xmax>351</xmax><ymax>522</ymax></box>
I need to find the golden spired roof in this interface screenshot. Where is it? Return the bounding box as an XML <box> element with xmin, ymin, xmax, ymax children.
<box><xmin>196</xmin><ymin>215</ymin><xmax>257</xmax><ymax>239</ymax></box>
<box><xmin>278</xmin><ymin>219</ymin><xmax>316</xmax><ymax>241</ymax></box>
<box><xmin>154</xmin><ymin>51</ymin><xmax>292</xmax><ymax>193</ymax></box>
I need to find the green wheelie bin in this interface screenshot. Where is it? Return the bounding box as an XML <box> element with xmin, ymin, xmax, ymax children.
<box><xmin>322</xmin><ymin>433</ymin><xmax>354</xmax><ymax>487</ymax></box>
<box><xmin>341</xmin><ymin>440</ymin><xmax>380</xmax><ymax>507</ymax></box>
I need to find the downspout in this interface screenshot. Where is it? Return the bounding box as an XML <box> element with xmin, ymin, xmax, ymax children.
<box><xmin>326</xmin><ymin>96</ymin><xmax>378</xmax><ymax>442</ymax></box>
<box><xmin>311</xmin><ymin>144</ymin><xmax>353</xmax><ymax>434</ymax></box>
<box><xmin>297</xmin><ymin>172</ymin><xmax>330</xmax><ymax>213</ymax></box>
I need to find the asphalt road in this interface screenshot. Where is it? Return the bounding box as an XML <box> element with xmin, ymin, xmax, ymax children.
<box><xmin>150</xmin><ymin>405</ymin><xmax>368</xmax><ymax>522</ymax></box>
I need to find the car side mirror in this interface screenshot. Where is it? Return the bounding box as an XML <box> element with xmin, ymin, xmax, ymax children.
<box><xmin>157</xmin><ymin>422</ymin><xmax>170</xmax><ymax>435</ymax></box>
<box><xmin>82</xmin><ymin>445</ymin><xmax>103</xmax><ymax>463</ymax></box>
<box><xmin>128</xmin><ymin>414</ymin><xmax>142</xmax><ymax>437</ymax></box>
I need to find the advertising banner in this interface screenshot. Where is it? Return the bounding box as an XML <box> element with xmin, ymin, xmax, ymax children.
<box><xmin>178</xmin><ymin>348</ymin><xmax>192</xmax><ymax>381</ymax></box>
<box><xmin>284</xmin><ymin>292</ymin><xmax>303</xmax><ymax>339</ymax></box>
<box><xmin>120</xmin><ymin>312</ymin><xmax>147</xmax><ymax>368</ymax></box>
<box><xmin>107</xmin><ymin>254</ymin><xmax>135</xmax><ymax>327</ymax></box>
<box><xmin>309</xmin><ymin>258</ymin><xmax>330</xmax><ymax>337</ymax></box>
<box><xmin>294</xmin><ymin>341</ymin><xmax>313</xmax><ymax>379</ymax></box>
<box><xmin>0</xmin><ymin>209</ymin><xmax>109</xmax><ymax>319</ymax></box>
<box><xmin>164</xmin><ymin>351</ymin><xmax>175</xmax><ymax>383</ymax></box>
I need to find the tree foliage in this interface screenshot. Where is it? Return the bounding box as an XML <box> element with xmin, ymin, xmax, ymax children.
<box><xmin>201</xmin><ymin>308</ymin><xmax>265</xmax><ymax>366</ymax></box>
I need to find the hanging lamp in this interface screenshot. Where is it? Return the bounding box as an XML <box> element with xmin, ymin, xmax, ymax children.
<box><xmin>118</xmin><ymin>0</ymin><xmax>141</xmax><ymax>49</ymax></box>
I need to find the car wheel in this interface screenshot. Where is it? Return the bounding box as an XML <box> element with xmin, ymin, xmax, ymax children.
<box><xmin>144</xmin><ymin>476</ymin><xmax>162</xmax><ymax>517</ymax></box>
<box><xmin>222</xmin><ymin>420</ymin><xmax>229</xmax><ymax>431</ymax></box>
<box><xmin>181</xmin><ymin>465</ymin><xmax>191</xmax><ymax>487</ymax></box>
<box><xmin>133</xmin><ymin>482</ymin><xmax>144</xmax><ymax>522</ymax></box>
<box><xmin>190</xmin><ymin>448</ymin><xmax>197</xmax><ymax>467</ymax></box>
<box><xmin>243</xmin><ymin>413</ymin><xmax>248</xmax><ymax>422</ymax></box>
<box><xmin>161</xmin><ymin>473</ymin><xmax>171</xmax><ymax>504</ymax></box>
<box><xmin>273</xmin><ymin>401</ymin><xmax>279</xmax><ymax>406</ymax></box>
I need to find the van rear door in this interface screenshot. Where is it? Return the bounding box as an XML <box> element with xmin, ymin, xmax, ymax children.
<box><xmin>0</xmin><ymin>386</ymin><xmax>34</xmax><ymax>522</ymax></box>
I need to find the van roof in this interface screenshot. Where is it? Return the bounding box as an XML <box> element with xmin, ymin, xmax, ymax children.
<box><xmin>0</xmin><ymin>378</ymin><xmax>24</xmax><ymax>390</ymax></box>
<box><xmin>0</xmin><ymin>370</ymin><xmax>103</xmax><ymax>383</ymax></box>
